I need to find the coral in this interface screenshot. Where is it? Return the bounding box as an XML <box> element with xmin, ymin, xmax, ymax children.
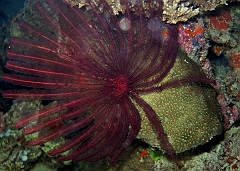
<box><xmin>0</xmin><ymin>112</ymin><xmax>8</xmax><ymax>133</ymax></box>
<box><xmin>211</xmin><ymin>44</ymin><xmax>225</xmax><ymax>56</ymax></box>
<box><xmin>208</xmin><ymin>10</ymin><xmax>232</xmax><ymax>30</ymax></box>
<box><xmin>178</xmin><ymin>18</ymin><xmax>209</xmax><ymax>63</ymax></box>
<box><xmin>230</xmin><ymin>50</ymin><xmax>240</xmax><ymax>68</ymax></box>
<box><xmin>5</xmin><ymin>1</ymin><xmax>236</xmax><ymax>170</ymax></box>
<box><xmin>4</xmin><ymin>0</ymin><xmax>182</xmax><ymax>165</ymax></box>
<box><xmin>162</xmin><ymin>0</ymin><xmax>230</xmax><ymax>23</ymax></box>
<box><xmin>29</xmin><ymin>163</ymin><xmax>57</xmax><ymax>171</ymax></box>
<box><xmin>162</xmin><ymin>0</ymin><xmax>200</xmax><ymax>24</ymax></box>
<box><xmin>66</xmin><ymin>0</ymin><xmax>163</xmax><ymax>18</ymax></box>
<box><xmin>66</xmin><ymin>0</ymin><xmax>234</xmax><ymax>24</ymax></box>
<box><xmin>207</xmin><ymin>4</ymin><xmax>240</xmax><ymax>130</ymax></box>
<box><xmin>178</xmin><ymin>24</ymin><xmax>195</xmax><ymax>54</ymax></box>
<box><xmin>149</xmin><ymin>124</ymin><xmax>240</xmax><ymax>171</ymax></box>
<box><xmin>189</xmin><ymin>0</ymin><xmax>228</xmax><ymax>10</ymax></box>
<box><xmin>0</xmin><ymin>160</ymin><xmax>25</xmax><ymax>171</ymax></box>
<box><xmin>205</xmin><ymin>7</ymin><xmax>237</xmax><ymax>47</ymax></box>
<box><xmin>4</xmin><ymin>1</ymin><xmax>179</xmax><ymax>163</ymax></box>
<box><xmin>3</xmin><ymin>0</ymin><xmax>223</xmax><ymax>168</ymax></box>
<box><xmin>222</xmin><ymin>126</ymin><xmax>240</xmax><ymax>170</ymax></box>
<box><xmin>136</xmin><ymin>50</ymin><xmax>222</xmax><ymax>153</ymax></box>
<box><xmin>0</xmin><ymin>100</ymin><xmax>43</xmax><ymax>171</ymax></box>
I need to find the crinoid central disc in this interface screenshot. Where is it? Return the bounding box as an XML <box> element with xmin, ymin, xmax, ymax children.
<box><xmin>110</xmin><ymin>75</ymin><xmax>129</xmax><ymax>97</ymax></box>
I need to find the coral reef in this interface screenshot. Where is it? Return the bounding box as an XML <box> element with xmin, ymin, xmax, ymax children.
<box><xmin>4</xmin><ymin>0</ymin><xmax>180</xmax><ymax>165</ymax></box>
<box><xmin>0</xmin><ymin>101</ymin><xmax>238</xmax><ymax>171</ymax></box>
<box><xmin>206</xmin><ymin>9</ymin><xmax>237</xmax><ymax>47</ymax></box>
<box><xmin>162</xmin><ymin>0</ymin><xmax>199</xmax><ymax>24</ymax></box>
<box><xmin>0</xmin><ymin>0</ymin><xmax>240</xmax><ymax>171</ymax></box>
<box><xmin>66</xmin><ymin>0</ymin><xmax>237</xmax><ymax>23</ymax></box>
<box><xmin>0</xmin><ymin>100</ymin><xmax>43</xmax><ymax>171</ymax></box>
<box><xmin>2</xmin><ymin>0</ymin><xmax>223</xmax><ymax>169</ymax></box>
<box><xmin>0</xmin><ymin>100</ymin><xmax>67</xmax><ymax>171</ymax></box>
<box><xmin>178</xmin><ymin>18</ymin><xmax>209</xmax><ymax>63</ymax></box>
<box><xmin>177</xmin><ymin>3</ymin><xmax>240</xmax><ymax>131</ymax></box>
<box><xmin>205</xmin><ymin>3</ymin><xmax>240</xmax><ymax>129</ymax></box>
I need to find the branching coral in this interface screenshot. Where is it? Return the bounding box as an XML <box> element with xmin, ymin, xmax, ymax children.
<box><xmin>66</xmin><ymin>0</ymin><xmax>234</xmax><ymax>23</ymax></box>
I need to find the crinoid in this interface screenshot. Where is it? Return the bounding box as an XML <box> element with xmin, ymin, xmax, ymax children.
<box><xmin>3</xmin><ymin>0</ymin><xmax>222</xmax><ymax>167</ymax></box>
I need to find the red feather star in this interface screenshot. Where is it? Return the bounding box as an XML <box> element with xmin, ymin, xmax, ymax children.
<box><xmin>2</xmin><ymin>0</ymin><xmax>216</xmax><ymax>166</ymax></box>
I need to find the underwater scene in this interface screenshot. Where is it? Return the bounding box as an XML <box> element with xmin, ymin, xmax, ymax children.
<box><xmin>0</xmin><ymin>0</ymin><xmax>240</xmax><ymax>170</ymax></box>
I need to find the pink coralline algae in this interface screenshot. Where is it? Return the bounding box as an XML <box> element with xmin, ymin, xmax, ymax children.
<box><xmin>178</xmin><ymin>19</ymin><xmax>206</xmax><ymax>55</ymax></box>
